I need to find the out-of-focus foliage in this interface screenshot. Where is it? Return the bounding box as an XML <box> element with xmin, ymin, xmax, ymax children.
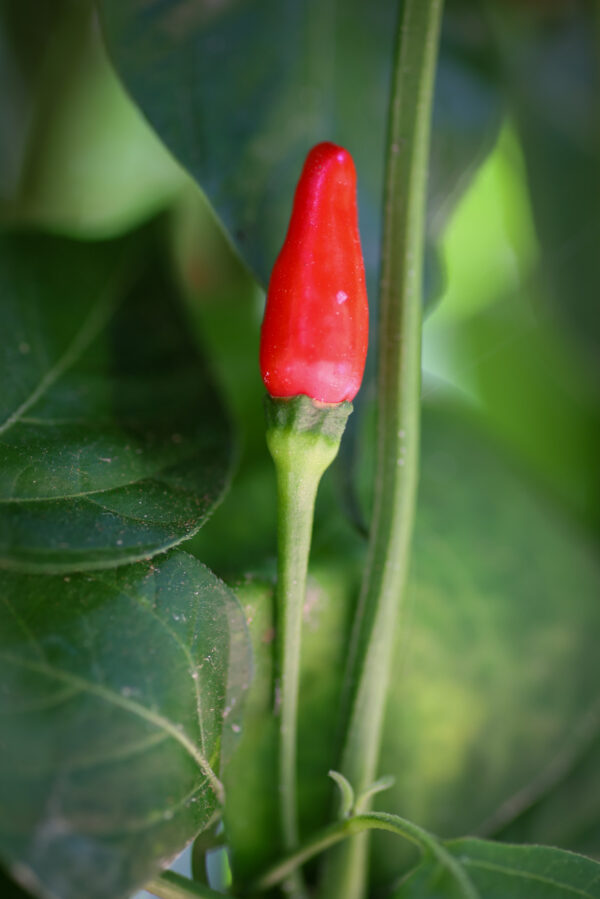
<box><xmin>98</xmin><ymin>0</ymin><xmax>503</xmax><ymax>296</ymax></box>
<box><xmin>0</xmin><ymin>0</ymin><xmax>186</xmax><ymax>235</ymax></box>
<box><xmin>1</xmin><ymin>1</ymin><xmax>599</xmax><ymax>897</ymax></box>
<box><xmin>489</xmin><ymin>0</ymin><xmax>600</xmax><ymax>377</ymax></box>
<box><xmin>391</xmin><ymin>838</ymin><xmax>600</xmax><ymax>898</ymax></box>
<box><xmin>424</xmin><ymin>124</ymin><xmax>600</xmax><ymax>531</ymax></box>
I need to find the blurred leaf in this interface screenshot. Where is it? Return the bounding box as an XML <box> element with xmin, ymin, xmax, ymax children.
<box><xmin>392</xmin><ymin>838</ymin><xmax>600</xmax><ymax>898</ymax></box>
<box><xmin>488</xmin><ymin>0</ymin><xmax>600</xmax><ymax>375</ymax></box>
<box><xmin>0</xmin><ymin>0</ymin><xmax>75</xmax><ymax>201</ymax></box>
<box><xmin>0</xmin><ymin>866</ymin><xmax>35</xmax><ymax>899</ymax></box>
<box><xmin>435</xmin><ymin>297</ymin><xmax>600</xmax><ymax>529</ymax></box>
<box><xmin>98</xmin><ymin>0</ymin><xmax>502</xmax><ymax>290</ymax></box>
<box><xmin>168</xmin><ymin>189</ymin><xmax>286</xmax><ymax>578</ymax></box>
<box><xmin>371</xmin><ymin>406</ymin><xmax>600</xmax><ymax>884</ymax></box>
<box><xmin>0</xmin><ymin>227</ymin><xmax>233</xmax><ymax>573</ymax></box>
<box><xmin>424</xmin><ymin>292</ymin><xmax>600</xmax><ymax>533</ymax></box>
<box><xmin>0</xmin><ymin>1</ymin><xmax>186</xmax><ymax>235</ymax></box>
<box><xmin>493</xmin><ymin>723</ymin><xmax>600</xmax><ymax>860</ymax></box>
<box><xmin>428</xmin><ymin>1</ymin><xmax>504</xmax><ymax>240</ymax></box>
<box><xmin>422</xmin><ymin>120</ymin><xmax>600</xmax><ymax>532</ymax></box>
<box><xmin>423</xmin><ymin>122</ymin><xmax>538</xmax><ymax>324</ymax></box>
<box><xmin>0</xmin><ymin>551</ymin><xmax>251</xmax><ymax>899</ymax></box>
<box><xmin>168</xmin><ymin>189</ymin><xmax>266</xmax><ymax>455</ymax></box>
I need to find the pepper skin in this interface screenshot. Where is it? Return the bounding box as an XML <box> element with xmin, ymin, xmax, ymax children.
<box><xmin>260</xmin><ymin>142</ymin><xmax>368</xmax><ymax>404</ymax></box>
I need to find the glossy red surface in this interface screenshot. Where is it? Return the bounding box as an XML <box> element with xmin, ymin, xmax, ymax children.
<box><xmin>260</xmin><ymin>142</ymin><xmax>368</xmax><ymax>403</ymax></box>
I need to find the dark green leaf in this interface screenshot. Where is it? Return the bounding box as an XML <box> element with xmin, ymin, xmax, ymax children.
<box><xmin>0</xmin><ymin>228</ymin><xmax>233</xmax><ymax>573</ymax></box>
<box><xmin>393</xmin><ymin>838</ymin><xmax>600</xmax><ymax>898</ymax></box>
<box><xmin>0</xmin><ymin>0</ymin><xmax>75</xmax><ymax>204</ymax></box>
<box><xmin>372</xmin><ymin>406</ymin><xmax>600</xmax><ymax>884</ymax></box>
<box><xmin>0</xmin><ymin>551</ymin><xmax>251</xmax><ymax>899</ymax></box>
<box><xmin>494</xmin><ymin>724</ymin><xmax>600</xmax><ymax>860</ymax></box>
<box><xmin>488</xmin><ymin>1</ymin><xmax>600</xmax><ymax>374</ymax></box>
<box><xmin>0</xmin><ymin>1</ymin><xmax>185</xmax><ymax>236</ymax></box>
<box><xmin>0</xmin><ymin>866</ymin><xmax>35</xmax><ymax>899</ymax></box>
<box><xmin>98</xmin><ymin>0</ymin><xmax>502</xmax><ymax>289</ymax></box>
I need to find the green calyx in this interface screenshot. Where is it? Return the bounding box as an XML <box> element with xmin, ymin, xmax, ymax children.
<box><xmin>265</xmin><ymin>395</ymin><xmax>353</xmax><ymax>477</ymax></box>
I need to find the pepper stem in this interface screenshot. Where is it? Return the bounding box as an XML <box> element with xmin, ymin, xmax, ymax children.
<box><xmin>265</xmin><ymin>395</ymin><xmax>352</xmax><ymax>897</ymax></box>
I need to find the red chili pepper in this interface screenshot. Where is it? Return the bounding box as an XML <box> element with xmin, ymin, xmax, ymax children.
<box><xmin>260</xmin><ymin>142</ymin><xmax>368</xmax><ymax>404</ymax></box>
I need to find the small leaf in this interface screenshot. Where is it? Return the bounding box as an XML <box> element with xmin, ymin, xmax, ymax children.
<box><xmin>0</xmin><ymin>551</ymin><xmax>252</xmax><ymax>899</ymax></box>
<box><xmin>0</xmin><ymin>228</ymin><xmax>233</xmax><ymax>573</ymax></box>
<box><xmin>393</xmin><ymin>838</ymin><xmax>600</xmax><ymax>898</ymax></box>
<box><xmin>355</xmin><ymin>776</ymin><xmax>395</xmax><ymax>813</ymax></box>
<box><xmin>328</xmin><ymin>771</ymin><xmax>355</xmax><ymax>819</ymax></box>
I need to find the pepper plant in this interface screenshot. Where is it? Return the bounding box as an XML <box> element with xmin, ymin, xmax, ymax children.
<box><xmin>1</xmin><ymin>1</ymin><xmax>600</xmax><ymax>899</ymax></box>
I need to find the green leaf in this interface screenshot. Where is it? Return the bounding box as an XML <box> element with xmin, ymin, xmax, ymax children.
<box><xmin>488</xmin><ymin>1</ymin><xmax>600</xmax><ymax>374</ymax></box>
<box><xmin>0</xmin><ymin>0</ymin><xmax>67</xmax><ymax>203</ymax></box>
<box><xmin>493</xmin><ymin>725</ymin><xmax>600</xmax><ymax>860</ymax></box>
<box><xmin>0</xmin><ymin>551</ymin><xmax>251</xmax><ymax>899</ymax></box>
<box><xmin>427</xmin><ymin>1</ymin><xmax>504</xmax><ymax>251</ymax></box>
<box><xmin>0</xmin><ymin>1</ymin><xmax>186</xmax><ymax>236</ymax></box>
<box><xmin>328</xmin><ymin>771</ymin><xmax>356</xmax><ymax>820</ymax></box>
<box><xmin>98</xmin><ymin>0</ymin><xmax>501</xmax><ymax>287</ymax></box>
<box><xmin>0</xmin><ymin>228</ymin><xmax>233</xmax><ymax>573</ymax></box>
<box><xmin>374</xmin><ymin>396</ymin><xmax>600</xmax><ymax>868</ymax></box>
<box><xmin>435</xmin><ymin>294</ymin><xmax>600</xmax><ymax>530</ymax></box>
<box><xmin>392</xmin><ymin>838</ymin><xmax>600</xmax><ymax>898</ymax></box>
<box><xmin>371</xmin><ymin>406</ymin><xmax>600</xmax><ymax>884</ymax></box>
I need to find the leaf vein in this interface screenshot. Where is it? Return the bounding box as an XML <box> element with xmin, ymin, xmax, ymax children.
<box><xmin>117</xmin><ymin>586</ymin><xmax>209</xmax><ymax>759</ymax></box>
<box><xmin>0</xmin><ymin>451</ymin><xmax>202</xmax><ymax>506</ymax></box>
<box><xmin>463</xmin><ymin>858</ymin><xmax>597</xmax><ymax>896</ymax></box>
<box><xmin>0</xmin><ymin>277</ymin><xmax>121</xmax><ymax>437</ymax></box>
<box><xmin>0</xmin><ymin>650</ymin><xmax>224</xmax><ymax>803</ymax></box>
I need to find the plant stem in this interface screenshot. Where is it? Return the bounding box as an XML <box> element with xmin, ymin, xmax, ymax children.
<box><xmin>256</xmin><ymin>812</ymin><xmax>477</xmax><ymax>899</ymax></box>
<box><xmin>265</xmin><ymin>396</ymin><xmax>352</xmax><ymax>898</ymax></box>
<box><xmin>273</xmin><ymin>451</ymin><xmax>319</xmax><ymax>899</ymax></box>
<box><xmin>320</xmin><ymin>2</ymin><xmax>444</xmax><ymax>897</ymax></box>
<box><xmin>146</xmin><ymin>871</ymin><xmax>225</xmax><ymax>899</ymax></box>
